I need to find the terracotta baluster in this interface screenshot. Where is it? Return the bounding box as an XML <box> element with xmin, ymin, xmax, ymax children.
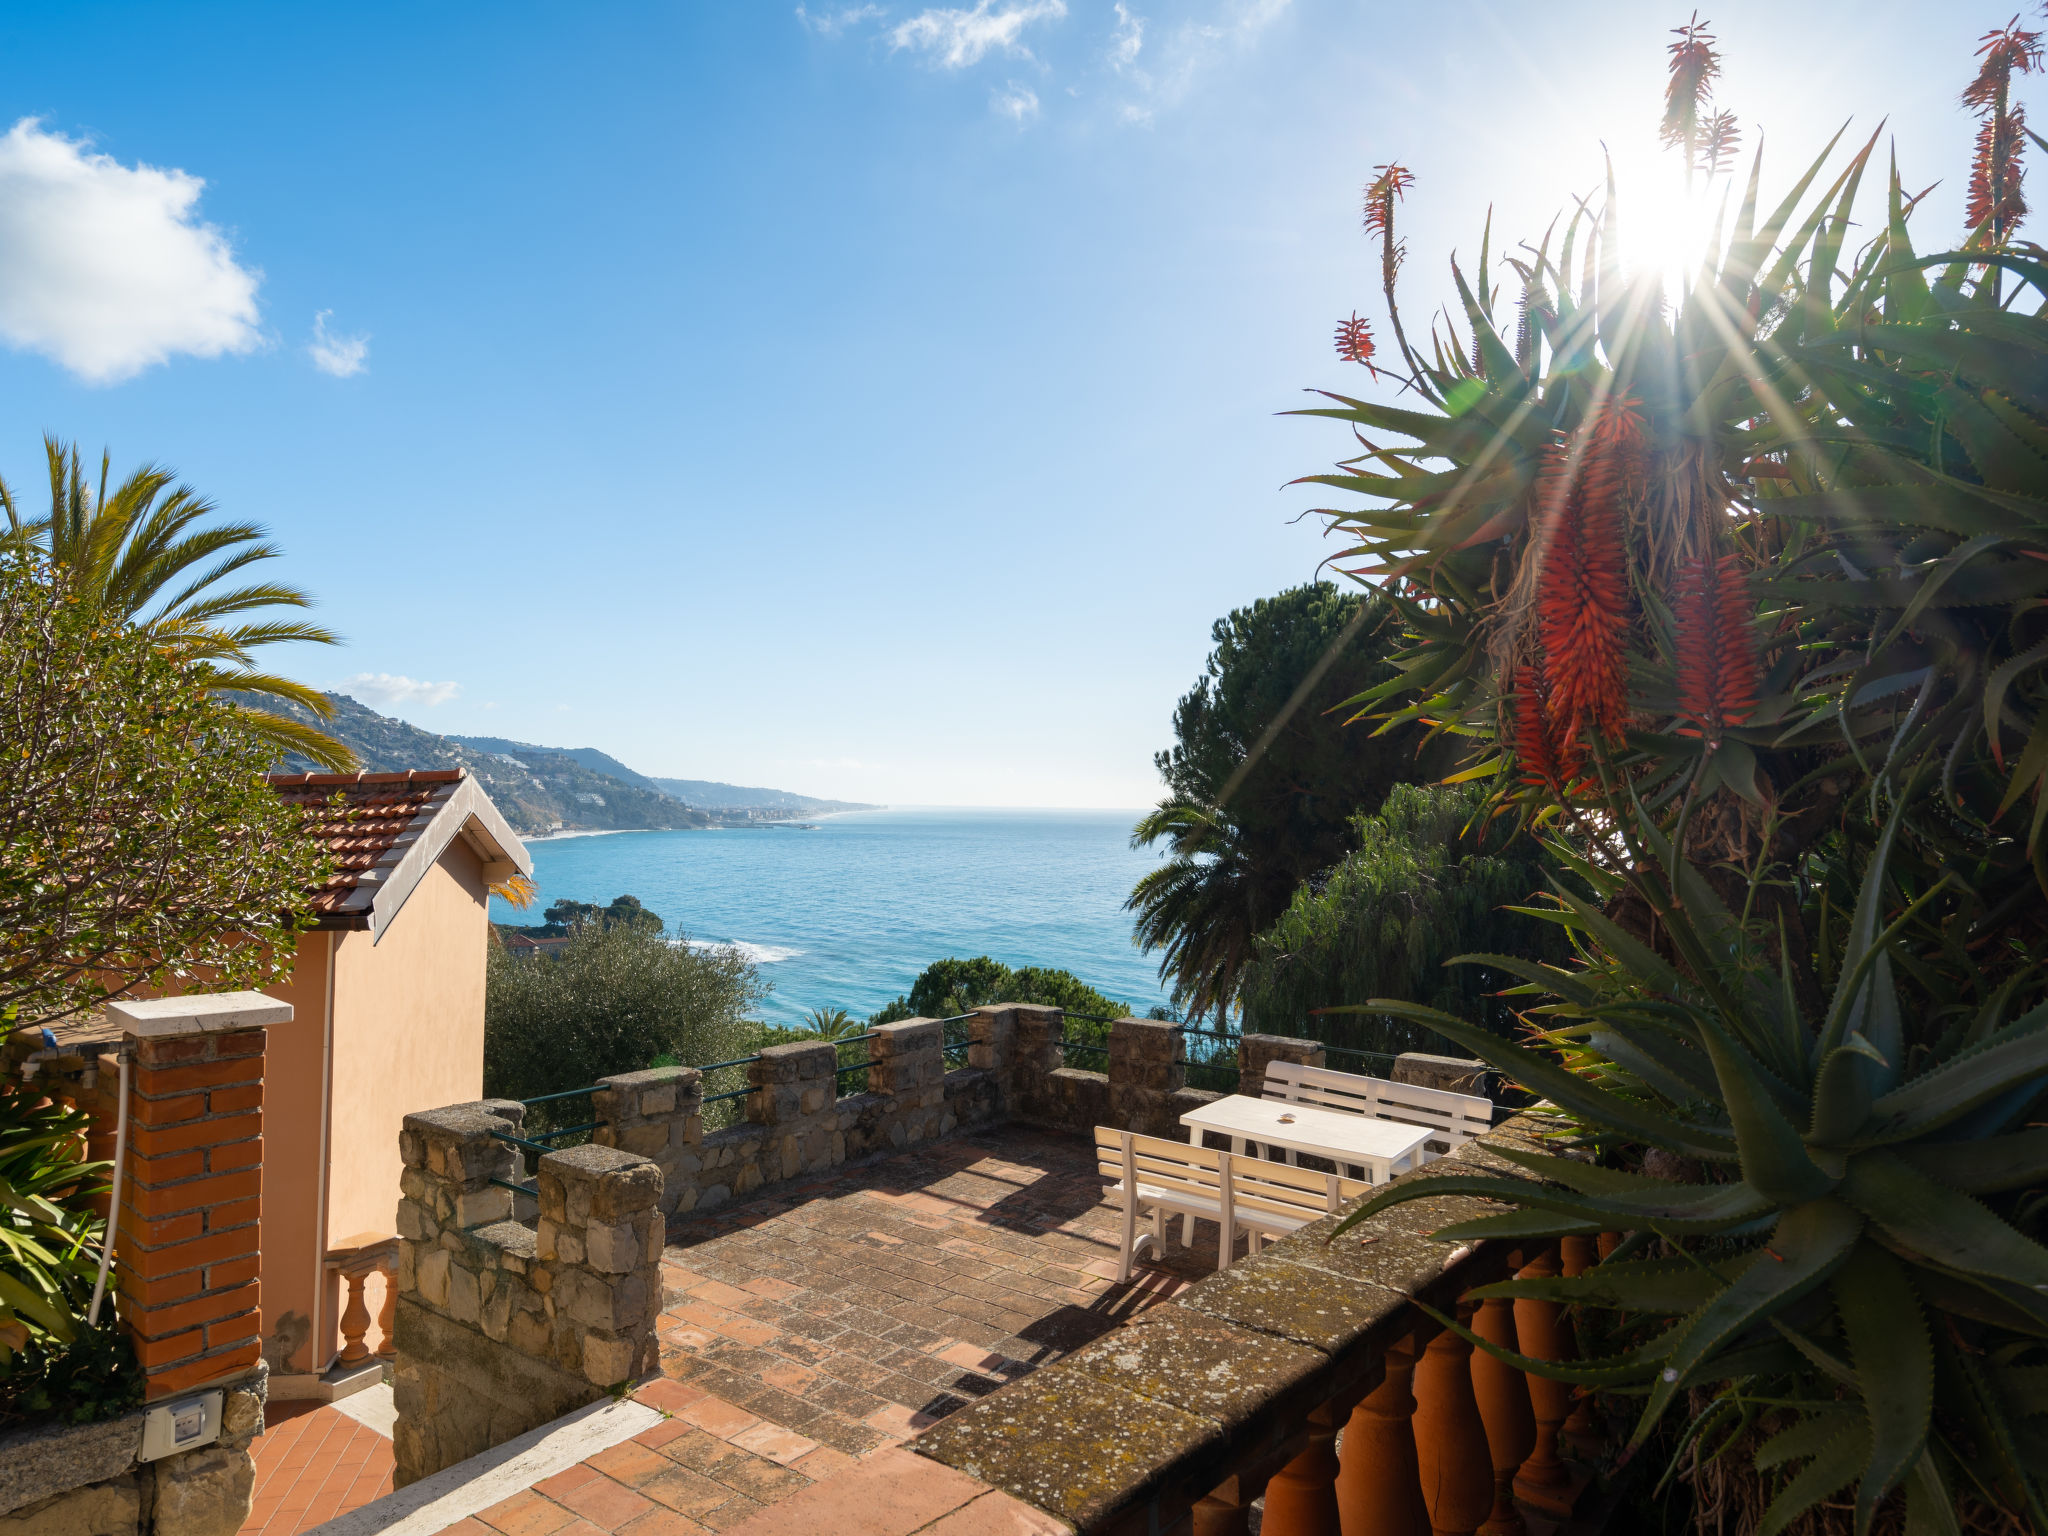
<box><xmin>1193</xmin><ymin>1474</ymin><xmax>1256</xmax><ymax>1536</ymax></box>
<box><xmin>1512</xmin><ymin>1247</ymin><xmax>1573</xmax><ymax>1509</ymax></box>
<box><xmin>1337</xmin><ymin>1336</ymin><xmax>1430</xmax><ymax>1536</ymax></box>
<box><xmin>1262</xmin><ymin>1401</ymin><xmax>1343</xmax><ymax>1536</ymax></box>
<box><xmin>1559</xmin><ymin>1236</ymin><xmax>1597</xmax><ymax>1445</ymax></box>
<box><xmin>336</xmin><ymin>1267</ymin><xmax>372</xmax><ymax>1367</ymax></box>
<box><xmin>1595</xmin><ymin>1230</ymin><xmax>1622</xmax><ymax>1261</ymax></box>
<box><xmin>1468</xmin><ymin>1294</ymin><xmax>1533</xmax><ymax>1535</ymax></box>
<box><xmin>1413</xmin><ymin>1320</ymin><xmax>1492</xmax><ymax>1536</ymax></box>
<box><xmin>375</xmin><ymin>1253</ymin><xmax>398</xmax><ymax>1360</ymax></box>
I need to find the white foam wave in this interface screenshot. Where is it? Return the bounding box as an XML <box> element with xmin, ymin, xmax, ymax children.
<box><xmin>683</xmin><ymin>938</ymin><xmax>802</xmax><ymax>964</ymax></box>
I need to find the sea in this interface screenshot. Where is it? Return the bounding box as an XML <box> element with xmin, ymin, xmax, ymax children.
<box><xmin>488</xmin><ymin>807</ymin><xmax>1176</xmax><ymax>1029</ymax></box>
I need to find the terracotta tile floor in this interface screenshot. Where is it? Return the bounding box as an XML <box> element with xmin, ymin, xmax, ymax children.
<box><xmin>469</xmin><ymin>1123</ymin><xmax>1214</xmax><ymax>1535</ymax></box>
<box><xmin>244</xmin><ymin>1398</ymin><xmax>395</xmax><ymax>1536</ymax></box>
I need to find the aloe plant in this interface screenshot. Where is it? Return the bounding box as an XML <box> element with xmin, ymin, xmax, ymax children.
<box><xmin>1335</xmin><ymin>793</ymin><xmax>2048</xmax><ymax>1531</ymax></box>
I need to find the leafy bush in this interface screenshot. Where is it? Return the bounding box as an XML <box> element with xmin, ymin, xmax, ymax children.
<box><xmin>0</xmin><ymin>1325</ymin><xmax>143</xmax><ymax>1429</ymax></box>
<box><xmin>485</xmin><ymin>924</ymin><xmax>764</xmax><ymax>1113</ymax></box>
<box><xmin>866</xmin><ymin>957</ymin><xmax>1131</xmax><ymax>1031</ymax></box>
<box><xmin>1236</xmin><ymin>782</ymin><xmax>1565</xmax><ymax>1055</ymax></box>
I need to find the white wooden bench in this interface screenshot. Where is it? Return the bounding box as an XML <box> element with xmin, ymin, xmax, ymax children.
<box><xmin>1259</xmin><ymin>1060</ymin><xmax>1492</xmax><ymax>1169</ymax></box>
<box><xmin>1093</xmin><ymin>1127</ymin><xmax>1369</xmax><ymax>1280</ymax></box>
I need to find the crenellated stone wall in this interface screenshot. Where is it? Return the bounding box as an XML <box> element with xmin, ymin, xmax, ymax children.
<box><xmin>391</xmin><ymin>1102</ymin><xmax>663</xmax><ymax>1485</ymax></box>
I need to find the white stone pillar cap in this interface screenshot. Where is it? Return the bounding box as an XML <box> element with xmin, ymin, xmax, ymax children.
<box><xmin>105</xmin><ymin>992</ymin><xmax>293</xmax><ymax>1038</ymax></box>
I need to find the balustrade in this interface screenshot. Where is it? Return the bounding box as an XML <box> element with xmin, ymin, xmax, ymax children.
<box><xmin>326</xmin><ymin>1231</ymin><xmax>400</xmax><ymax>1368</ymax></box>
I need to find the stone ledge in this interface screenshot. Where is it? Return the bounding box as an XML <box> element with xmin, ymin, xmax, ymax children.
<box><xmin>911</xmin><ymin>1113</ymin><xmax>1556</xmax><ymax>1533</ymax></box>
<box><xmin>0</xmin><ymin>1409</ymin><xmax>145</xmax><ymax>1518</ymax></box>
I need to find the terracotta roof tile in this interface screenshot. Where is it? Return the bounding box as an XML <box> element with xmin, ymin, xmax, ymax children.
<box><xmin>268</xmin><ymin>770</ymin><xmax>469</xmax><ymax>925</ymax></box>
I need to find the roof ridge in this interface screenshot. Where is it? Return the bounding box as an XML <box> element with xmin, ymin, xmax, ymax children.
<box><xmin>267</xmin><ymin>769</ymin><xmax>467</xmax><ymax>787</ymax></box>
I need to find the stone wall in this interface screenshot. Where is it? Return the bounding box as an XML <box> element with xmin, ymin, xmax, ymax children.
<box><xmin>589</xmin><ymin>1022</ymin><xmax>1002</xmax><ymax>1218</ymax></box>
<box><xmin>0</xmin><ymin>1369</ymin><xmax>267</xmax><ymax>1536</ymax></box>
<box><xmin>391</xmin><ymin>1101</ymin><xmax>663</xmax><ymax>1485</ymax></box>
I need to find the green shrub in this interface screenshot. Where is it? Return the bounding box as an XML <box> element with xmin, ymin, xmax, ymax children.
<box><xmin>485</xmin><ymin>924</ymin><xmax>764</xmax><ymax>1119</ymax></box>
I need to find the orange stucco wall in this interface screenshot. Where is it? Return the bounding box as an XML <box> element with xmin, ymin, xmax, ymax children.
<box><xmin>257</xmin><ymin>839</ymin><xmax>492</xmax><ymax>1374</ymax></box>
<box><xmin>321</xmin><ymin>841</ymin><xmax>491</xmax><ymax>1363</ymax></box>
<box><xmin>258</xmin><ymin>929</ymin><xmax>333</xmax><ymax>1377</ymax></box>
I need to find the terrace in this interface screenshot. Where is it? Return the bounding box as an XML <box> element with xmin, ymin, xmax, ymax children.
<box><xmin>363</xmin><ymin>1004</ymin><xmax>1595</xmax><ymax>1536</ymax></box>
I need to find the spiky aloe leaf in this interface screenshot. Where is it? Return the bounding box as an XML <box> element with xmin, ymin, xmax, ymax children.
<box><xmin>1841</xmin><ymin>1151</ymin><xmax>2048</xmax><ymax>1304</ymax></box>
<box><xmin>1333</xmin><ymin>1169</ymin><xmax>1771</xmax><ymax>1237</ymax></box>
<box><xmin>1630</xmin><ymin>1197</ymin><xmax>1864</xmax><ymax>1447</ymax></box>
<box><xmin>1810</xmin><ymin>1031</ymin><xmax>1891</xmax><ymax>1145</ymax></box>
<box><xmin>1756</xmin><ymin>1404</ymin><xmax>1863</xmax><ymax>1469</ymax></box>
<box><xmin>1895</xmin><ymin>1128</ymin><xmax>2048</xmax><ymax>1192</ymax></box>
<box><xmin>1901</xmin><ymin>1451</ymin><xmax>1962</xmax><ymax>1536</ymax></box>
<box><xmin>1467</xmin><ymin>1251</ymin><xmax>1760</xmax><ymax>1314</ymax></box>
<box><xmin>1835</xmin><ymin>1243</ymin><xmax>1934</xmax><ymax>1532</ymax></box>
<box><xmin>1346</xmin><ymin>998</ymin><xmax>1737</xmax><ymax>1159</ymax></box>
<box><xmin>1758</xmin><ymin>1420</ymin><xmax>1870</xmax><ymax>1536</ymax></box>
<box><xmin>1692</xmin><ymin>1010</ymin><xmax>1837</xmax><ymax>1204</ymax></box>
<box><xmin>1858</xmin><ymin>1003</ymin><xmax>2048</xmax><ymax>1144</ymax></box>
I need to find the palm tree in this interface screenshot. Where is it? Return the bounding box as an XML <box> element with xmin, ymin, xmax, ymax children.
<box><xmin>1</xmin><ymin>437</ymin><xmax>355</xmax><ymax>770</ymax></box>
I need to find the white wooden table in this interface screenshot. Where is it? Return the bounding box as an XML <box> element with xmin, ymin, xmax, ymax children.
<box><xmin>1179</xmin><ymin>1097</ymin><xmax>1433</xmax><ymax>1185</ymax></box>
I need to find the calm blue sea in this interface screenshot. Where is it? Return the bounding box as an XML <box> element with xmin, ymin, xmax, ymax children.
<box><xmin>488</xmin><ymin>807</ymin><xmax>1175</xmax><ymax>1028</ymax></box>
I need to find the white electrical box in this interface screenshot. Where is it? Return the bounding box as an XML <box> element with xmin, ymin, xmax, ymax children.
<box><xmin>139</xmin><ymin>1390</ymin><xmax>223</xmax><ymax>1461</ymax></box>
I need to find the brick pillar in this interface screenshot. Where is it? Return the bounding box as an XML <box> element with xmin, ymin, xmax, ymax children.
<box><xmin>104</xmin><ymin>992</ymin><xmax>293</xmax><ymax>1402</ymax></box>
<box><xmin>1008</xmin><ymin>1005</ymin><xmax>1063</xmax><ymax>1116</ymax></box>
<box><xmin>1108</xmin><ymin>1017</ymin><xmax>1184</xmax><ymax>1137</ymax></box>
<box><xmin>594</xmin><ymin>1065</ymin><xmax>704</xmax><ymax>1217</ymax></box>
<box><xmin>748</xmin><ymin>1041</ymin><xmax>837</xmax><ymax>1183</ymax></box>
<box><xmin>1238</xmin><ymin>1034</ymin><xmax>1326</xmax><ymax>1097</ymax></box>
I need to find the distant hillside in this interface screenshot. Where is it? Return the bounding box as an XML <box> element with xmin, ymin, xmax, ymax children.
<box><xmin>450</xmin><ymin>737</ymin><xmax>874</xmax><ymax>815</ymax></box>
<box><xmin>647</xmin><ymin>778</ymin><xmax>875</xmax><ymax>814</ymax></box>
<box><xmin>258</xmin><ymin>695</ymin><xmax>712</xmax><ymax>837</ymax></box>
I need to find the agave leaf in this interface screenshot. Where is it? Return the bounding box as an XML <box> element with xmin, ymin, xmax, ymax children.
<box><xmin>1836</xmin><ymin>1244</ymin><xmax>1935</xmax><ymax>1529</ymax></box>
<box><xmin>1428</xmin><ymin>1209</ymin><xmax>1609</xmax><ymax>1241</ymax></box>
<box><xmin>1629</xmin><ymin>1197</ymin><xmax>1864</xmax><ymax>1448</ymax></box>
<box><xmin>1841</xmin><ymin>1150</ymin><xmax>2048</xmax><ymax>1298</ymax></box>
<box><xmin>1335</xmin><ymin>1168</ymin><xmax>1768</xmax><ymax>1237</ymax></box>
<box><xmin>1815</xmin><ymin>804</ymin><xmax>1907</xmax><ymax>1073</ymax></box>
<box><xmin>1545</xmin><ymin>881</ymin><xmax>1688</xmax><ymax>996</ymax></box>
<box><xmin>1905</xmin><ymin>1260</ymin><xmax>2048</xmax><ymax>1337</ymax></box>
<box><xmin>1588</xmin><ymin>1028</ymin><xmax>1720</xmax><ymax>1104</ymax></box>
<box><xmin>1410</xmin><ymin>1299</ymin><xmax>1682</xmax><ymax>1386</ymax></box>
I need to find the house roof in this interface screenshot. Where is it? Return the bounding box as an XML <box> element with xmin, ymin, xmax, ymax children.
<box><xmin>269</xmin><ymin>769</ymin><xmax>532</xmax><ymax>941</ymax></box>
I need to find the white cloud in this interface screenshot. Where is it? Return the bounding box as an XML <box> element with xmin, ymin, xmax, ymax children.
<box><xmin>890</xmin><ymin>0</ymin><xmax>1065</xmax><ymax>68</ymax></box>
<box><xmin>0</xmin><ymin>119</ymin><xmax>261</xmax><ymax>384</ymax></box>
<box><xmin>338</xmin><ymin>673</ymin><xmax>460</xmax><ymax>708</ymax></box>
<box><xmin>1108</xmin><ymin>2</ymin><xmax>1144</xmax><ymax>68</ymax></box>
<box><xmin>991</xmin><ymin>82</ymin><xmax>1041</xmax><ymax>120</ymax></box>
<box><xmin>308</xmin><ymin>310</ymin><xmax>369</xmax><ymax>377</ymax></box>
<box><xmin>795</xmin><ymin>4</ymin><xmax>885</xmax><ymax>36</ymax></box>
<box><xmin>1115</xmin><ymin>0</ymin><xmax>1289</xmax><ymax>122</ymax></box>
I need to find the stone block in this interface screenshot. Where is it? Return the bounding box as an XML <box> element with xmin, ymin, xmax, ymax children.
<box><xmin>581</xmin><ymin>1331</ymin><xmax>637</xmax><ymax>1387</ymax></box>
<box><xmin>0</xmin><ymin>1477</ymin><xmax>141</xmax><ymax>1535</ymax></box>
<box><xmin>416</xmin><ymin>1249</ymin><xmax>451</xmax><ymax>1308</ymax></box>
<box><xmin>453</xmin><ymin>1186</ymin><xmax>512</xmax><ymax>1229</ymax></box>
<box><xmin>1392</xmin><ymin>1052</ymin><xmax>1493</xmax><ymax>1096</ymax></box>
<box><xmin>585</xmin><ymin>1219</ymin><xmax>638</xmax><ymax>1274</ymax></box>
<box><xmin>751</xmin><ymin>1041</ymin><xmax>836</xmax><ymax>1084</ymax></box>
<box><xmin>446</xmin><ymin>1265</ymin><xmax>482</xmax><ymax>1326</ymax></box>
<box><xmin>150</xmin><ymin>1444</ymin><xmax>255</xmax><ymax>1536</ymax></box>
<box><xmin>1238</xmin><ymin>1034</ymin><xmax>1325</xmax><ymax>1096</ymax></box>
<box><xmin>540</xmin><ymin>1143</ymin><xmax>660</xmax><ymax>1223</ymax></box>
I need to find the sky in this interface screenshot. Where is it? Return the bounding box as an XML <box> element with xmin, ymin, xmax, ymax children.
<box><xmin>0</xmin><ymin>0</ymin><xmax>1997</xmax><ymax>807</ymax></box>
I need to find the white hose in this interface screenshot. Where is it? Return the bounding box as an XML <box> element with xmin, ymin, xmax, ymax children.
<box><xmin>87</xmin><ymin>1049</ymin><xmax>129</xmax><ymax>1328</ymax></box>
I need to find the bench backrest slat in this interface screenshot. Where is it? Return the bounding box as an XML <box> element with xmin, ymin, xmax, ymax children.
<box><xmin>1260</xmin><ymin>1060</ymin><xmax>1492</xmax><ymax>1149</ymax></box>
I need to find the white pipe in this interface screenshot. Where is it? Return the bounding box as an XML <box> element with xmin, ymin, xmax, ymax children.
<box><xmin>88</xmin><ymin>1048</ymin><xmax>130</xmax><ymax>1328</ymax></box>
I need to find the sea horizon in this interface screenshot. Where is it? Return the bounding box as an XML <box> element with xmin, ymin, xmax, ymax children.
<box><xmin>492</xmin><ymin>805</ymin><xmax>1175</xmax><ymax>1027</ymax></box>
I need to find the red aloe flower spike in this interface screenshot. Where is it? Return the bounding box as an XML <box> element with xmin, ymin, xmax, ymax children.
<box><xmin>1962</xmin><ymin>19</ymin><xmax>2043</xmax><ymax>247</ymax></box>
<box><xmin>1674</xmin><ymin>553</ymin><xmax>1760</xmax><ymax>745</ymax></box>
<box><xmin>1510</xmin><ymin>664</ymin><xmax>1585</xmax><ymax>794</ymax></box>
<box><xmin>1334</xmin><ymin>313</ymin><xmax>1378</xmax><ymax>371</ymax></box>
<box><xmin>1362</xmin><ymin>163</ymin><xmax>1415</xmax><ymax>238</ymax></box>
<box><xmin>1535</xmin><ymin>395</ymin><xmax>1643</xmax><ymax>745</ymax></box>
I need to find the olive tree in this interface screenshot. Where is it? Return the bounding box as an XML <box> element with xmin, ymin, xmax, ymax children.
<box><xmin>0</xmin><ymin>555</ymin><xmax>330</xmax><ymax>1024</ymax></box>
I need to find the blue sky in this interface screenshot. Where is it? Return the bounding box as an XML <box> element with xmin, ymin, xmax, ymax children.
<box><xmin>0</xmin><ymin>0</ymin><xmax>1996</xmax><ymax>806</ymax></box>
